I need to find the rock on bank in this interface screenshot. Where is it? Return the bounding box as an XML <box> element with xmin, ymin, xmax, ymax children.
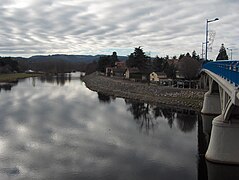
<box><xmin>82</xmin><ymin>72</ymin><xmax>205</xmax><ymax>111</ymax></box>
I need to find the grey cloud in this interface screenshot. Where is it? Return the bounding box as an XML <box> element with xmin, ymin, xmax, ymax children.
<box><xmin>0</xmin><ymin>0</ymin><xmax>238</xmax><ymax>59</ymax></box>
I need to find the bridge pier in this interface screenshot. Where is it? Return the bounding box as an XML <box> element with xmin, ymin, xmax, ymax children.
<box><xmin>201</xmin><ymin>92</ymin><xmax>221</xmax><ymax>115</ymax></box>
<box><xmin>206</xmin><ymin>114</ymin><xmax>239</xmax><ymax>164</ymax></box>
<box><xmin>201</xmin><ymin>66</ymin><xmax>239</xmax><ymax>165</ymax></box>
<box><xmin>201</xmin><ymin>77</ymin><xmax>221</xmax><ymax>115</ymax></box>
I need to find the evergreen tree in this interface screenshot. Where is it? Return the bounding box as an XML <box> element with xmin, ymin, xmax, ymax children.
<box><xmin>110</xmin><ymin>51</ymin><xmax>119</xmax><ymax>66</ymax></box>
<box><xmin>97</xmin><ymin>51</ymin><xmax>120</xmax><ymax>72</ymax></box>
<box><xmin>126</xmin><ymin>47</ymin><xmax>150</xmax><ymax>72</ymax></box>
<box><xmin>186</xmin><ymin>52</ymin><xmax>191</xmax><ymax>57</ymax></box>
<box><xmin>97</xmin><ymin>55</ymin><xmax>111</xmax><ymax>72</ymax></box>
<box><xmin>192</xmin><ymin>50</ymin><xmax>200</xmax><ymax>62</ymax></box>
<box><xmin>216</xmin><ymin>44</ymin><xmax>228</xmax><ymax>60</ymax></box>
<box><xmin>179</xmin><ymin>54</ymin><xmax>185</xmax><ymax>60</ymax></box>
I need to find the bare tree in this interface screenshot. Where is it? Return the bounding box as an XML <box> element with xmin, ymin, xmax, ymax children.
<box><xmin>178</xmin><ymin>56</ymin><xmax>200</xmax><ymax>79</ymax></box>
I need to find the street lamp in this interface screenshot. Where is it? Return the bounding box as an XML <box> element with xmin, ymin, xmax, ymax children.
<box><xmin>227</xmin><ymin>48</ymin><xmax>233</xmax><ymax>60</ymax></box>
<box><xmin>202</xmin><ymin>42</ymin><xmax>206</xmax><ymax>60</ymax></box>
<box><xmin>205</xmin><ymin>18</ymin><xmax>219</xmax><ymax>61</ymax></box>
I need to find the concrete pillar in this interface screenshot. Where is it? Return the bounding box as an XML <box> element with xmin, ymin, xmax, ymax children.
<box><xmin>201</xmin><ymin>91</ymin><xmax>221</xmax><ymax>115</ymax></box>
<box><xmin>206</xmin><ymin>115</ymin><xmax>239</xmax><ymax>164</ymax></box>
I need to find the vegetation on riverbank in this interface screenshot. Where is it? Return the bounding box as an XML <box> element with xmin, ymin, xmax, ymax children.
<box><xmin>0</xmin><ymin>73</ymin><xmax>43</xmax><ymax>83</ymax></box>
<box><xmin>82</xmin><ymin>72</ymin><xmax>206</xmax><ymax>111</ymax></box>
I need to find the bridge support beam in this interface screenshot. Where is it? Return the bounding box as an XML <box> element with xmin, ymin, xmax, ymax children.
<box><xmin>201</xmin><ymin>91</ymin><xmax>221</xmax><ymax>115</ymax></box>
<box><xmin>206</xmin><ymin>114</ymin><xmax>239</xmax><ymax>164</ymax></box>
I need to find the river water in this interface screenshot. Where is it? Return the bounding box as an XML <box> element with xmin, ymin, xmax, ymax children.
<box><xmin>0</xmin><ymin>72</ymin><xmax>238</xmax><ymax>180</ymax></box>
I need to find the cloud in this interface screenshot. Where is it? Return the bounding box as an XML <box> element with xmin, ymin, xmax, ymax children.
<box><xmin>0</xmin><ymin>0</ymin><xmax>238</xmax><ymax>59</ymax></box>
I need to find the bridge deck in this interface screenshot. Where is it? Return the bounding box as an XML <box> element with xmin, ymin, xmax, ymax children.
<box><xmin>203</xmin><ymin>60</ymin><xmax>239</xmax><ymax>87</ymax></box>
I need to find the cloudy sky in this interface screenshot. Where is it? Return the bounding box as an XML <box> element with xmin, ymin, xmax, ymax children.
<box><xmin>0</xmin><ymin>0</ymin><xmax>239</xmax><ymax>59</ymax></box>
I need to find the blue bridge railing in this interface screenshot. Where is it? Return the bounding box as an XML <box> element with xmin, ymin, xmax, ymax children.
<box><xmin>202</xmin><ymin>60</ymin><xmax>239</xmax><ymax>87</ymax></box>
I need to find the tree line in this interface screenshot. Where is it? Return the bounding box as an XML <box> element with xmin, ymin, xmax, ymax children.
<box><xmin>89</xmin><ymin>43</ymin><xmax>230</xmax><ymax>79</ymax></box>
<box><xmin>0</xmin><ymin>57</ymin><xmax>19</xmax><ymax>73</ymax></box>
<box><xmin>91</xmin><ymin>47</ymin><xmax>202</xmax><ymax>80</ymax></box>
<box><xmin>0</xmin><ymin>56</ymin><xmax>88</xmax><ymax>74</ymax></box>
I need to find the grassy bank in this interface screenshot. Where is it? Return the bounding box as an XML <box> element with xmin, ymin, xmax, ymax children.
<box><xmin>0</xmin><ymin>73</ymin><xmax>43</xmax><ymax>83</ymax></box>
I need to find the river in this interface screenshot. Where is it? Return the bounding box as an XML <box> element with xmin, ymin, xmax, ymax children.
<box><xmin>0</xmin><ymin>72</ymin><xmax>238</xmax><ymax>180</ymax></box>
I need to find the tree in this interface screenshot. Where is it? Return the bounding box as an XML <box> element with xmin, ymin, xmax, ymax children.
<box><xmin>97</xmin><ymin>55</ymin><xmax>111</xmax><ymax>72</ymax></box>
<box><xmin>85</xmin><ymin>61</ymin><xmax>98</xmax><ymax>75</ymax></box>
<box><xmin>186</xmin><ymin>52</ymin><xmax>191</xmax><ymax>57</ymax></box>
<box><xmin>0</xmin><ymin>57</ymin><xmax>19</xmax><ymax>73</ymax></box>
<box><xmin>179</xmin><ymin>54</ymin><xmax>185</xmax><ymax>60</ymax></box>
<box><xmin>152</xmin><ymin>56</ymin><xmax>166</xmax><ymax>72</ymax></box>
<box><xmin>216</xmin><ymin>44</ymin><xmax>228</xmax><ymax>60</ymax></box>
<box><xmin>97</xmin><ymin>52</ymin><xmax>119</xmax><ymax>73</ymax></box>
<box><xmin>111</xmin><ymin>51</ymin><xmax>119</xmax><ymax>66</ymax></box>
<box><xmin>126</xmin><ymin>47</ymin><xmax>150</xmax><ymax>72</ymax></box>
<box><xmin>178</xmin><ymin>56</ymin><xmax>200</xmax><ymax>79</ymax></box>
<box><xmin>164</xmin><ymin>61</ymin><xmax>176</xmax><ymax>79</ymax></box>
<box><xmin>192</xmin><ymin>50</ymin><xmax>200</xmax><ymax>62</ymax></box>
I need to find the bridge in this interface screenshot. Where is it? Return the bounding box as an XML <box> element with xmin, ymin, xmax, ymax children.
<box><xmin>200</xmin><ymin>60</ymin><xmax>239</xmax><ymax>164</ymax></box>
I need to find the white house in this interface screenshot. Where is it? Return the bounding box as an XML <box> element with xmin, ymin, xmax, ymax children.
<box><xmin>150</xmin><ymin>72</ymin><xmax>167</xmax><ymax>82</ymax></box>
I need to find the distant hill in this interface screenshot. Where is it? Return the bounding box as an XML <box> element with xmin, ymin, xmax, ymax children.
<box><xmin>13</xmin><ymin>54</ymin><xmax>128</xmax><ymax>63</ymax></box>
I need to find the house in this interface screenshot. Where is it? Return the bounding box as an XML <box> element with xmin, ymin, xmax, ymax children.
<box><xmin>113</xmin><ymin>68</ymin><xmax>126</xmax><ymax>77</ymax></box>
<box><xmin>124</xmin><ymin>68</ymin><xmax>140</xmax><ymax>79</ymax></box>
<box><xmin>150</xmin><ymin>72</ymin><xmax>167</xmax><ymax>82</ymax></box>
<box><xmin>113</xmin><ymin>61</ymin><xmax>126</xmax><ymax>77</ymax></box>
<box><xmin>105</xmin><ymin>61</ymin><xmax>126</xmax><ymax>77</ymax></box>
<box><xmin>115</xmin><ymin>61</ymin><xmax>126</xmax><ymax>68</ymax></box>
<box><xmin>124</xmin><ymin>68</ymin><xmax>147</xmax><ymax>81</ymax></box>
<box><xmin>25</xmin><ymin>69</ymin><xmax>35</xmax><ymax>74</ymax></box>
<box><xmin>105</xmin><ymin>67</ymin><xmax>113</xmax><ymax>76</ymax></box>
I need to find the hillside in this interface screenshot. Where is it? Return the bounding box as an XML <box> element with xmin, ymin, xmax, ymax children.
<box><xmin>13</xmin><ymin>54</ymin><xmax>127</xmax><ymax>63</ymax></box>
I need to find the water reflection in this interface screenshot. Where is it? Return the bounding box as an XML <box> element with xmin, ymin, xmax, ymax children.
<box><xmin>125</xmin><ymin>100</ymin><xmax>157</xmax><ymax>134</ymax></box>
<box><xmin>206</xmin><ymin>161</ymin><xmax>239</xmax><ymax>180</ymax></box>
<box><xmin>97</xmin><ymin>92</ymin><xmax>114</xmax><ymax>103</ymax></box>
<box><xmin>176</xmin><ymin>110</ymin><xmax>197</xmax><ymax>133</ymax></box>
<box><xmin>197</xmin><ymin>114</ymin><xmax>239</xmax><ymax>180</ymax></box>
<box><xmin>39</xmin><ymin>73</ymin><xmax>72</xmax><ymax>86</ymax></box>
<box><xmin>155</xmin><ymin>107</ymin><xmax>175</xmax><ymax>128</ymax></box>
<box><xmin>198</xmin><ymin>115</ymin><xmax>209</xmax><ymax>180</ymax></box>
<box><xmin>0</xmin><ymin>82</ymin><xmax>17</xmax><ymax>92</ymax></box>
<box><xmin>125</xmin><ymin>99</ymin><xmax>197</xmax><ymax>134</ymax></box>
<box><xmin>0</xmin><ymin>73</ymin><xmax>238</xmax><ymax>180</ymax></box>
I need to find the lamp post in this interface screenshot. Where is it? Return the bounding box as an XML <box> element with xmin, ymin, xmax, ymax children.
<box><xmin>202</xmin><ymin>42</ymin><xmax>206</xmax><ymax>60</ymax></box>
<box><xmin>205</xmin><ymin>18</ymin><xmax>219</xmax><ymax>61</ymax></box>
<box><xmin>227</xmin><ymin>48</ymin><xmax>233</xmax><ymax>60</ymax></box>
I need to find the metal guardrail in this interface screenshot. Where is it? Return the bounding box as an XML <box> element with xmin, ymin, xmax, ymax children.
<box><xmin>202</xmin><ymin>60</ymin><xmax>239</xmax><ymax>87</ymax></box>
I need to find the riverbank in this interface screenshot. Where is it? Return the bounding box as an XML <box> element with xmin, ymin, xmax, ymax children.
<box><xmin>82</xmin><ymin>72</ymin><xmax>206</xmax><ymax>111</ymax></box>
<box><xmin>0</xmin><ymin>73</ymin><xmax>43</xmax><ymax>83</ymax></box>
